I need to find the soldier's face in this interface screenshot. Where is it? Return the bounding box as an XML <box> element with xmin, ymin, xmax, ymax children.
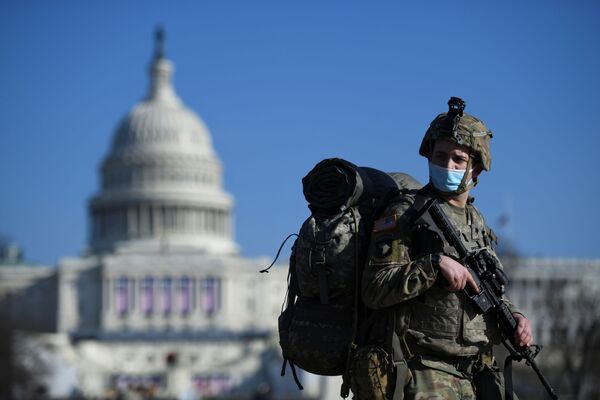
<box><xmin>430</xmin><ymin>139</ymin><xmax>471</xmax><ymax>171</ymax></box>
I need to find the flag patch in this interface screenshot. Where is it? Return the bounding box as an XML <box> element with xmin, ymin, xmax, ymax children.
<box><xmin>373</xmin><ymin>215</ymin><xmax>397</xmax><ymax>233</ymax></box>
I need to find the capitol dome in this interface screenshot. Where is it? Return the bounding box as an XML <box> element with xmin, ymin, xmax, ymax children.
<box><xmin>88</xmin><ymin>28</ymin><xmax>238</xmax><ymax>255</ymax></box>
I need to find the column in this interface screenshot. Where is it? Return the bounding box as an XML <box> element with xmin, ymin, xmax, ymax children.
<box><xmin>193</xmin><ymin>208</ymin><xmax>200</xmax><ymax>233</ymax></box>
<box><xmin>207</xmin><ymin>210</ymin><xmax>214</xmax><ymax>233</ymax></box>
<box><xmin>177</xmin><ymin>206</ymin><xmax>185</xmax><ymax>232</ymax></box>
<box><xmin>119</xmin><ymin>208</ymin><xmax>127</xmax><ymax>239</ymax></box>
<box><xmin>185</xmin><ymin>208</ymin><xmax>193</xmax><ymax>233</ymax></box>
<box><xmin>198</xmin><ymin>208</ymin><xmax>205</xmax><ymax>233</ymax></box>
<box><xmin>139</xmin><ymin>205</ymin><xmax>149</xmax><ymax>236</ymax></box>
<box><xmin>219</xmin><ymin>211</ymin><xmax>225</xmax><ymax>235</ymax></box>
<box><xmin>153</xmin><ymin>205</ymin><xmax>163</xmax><ymax>235</ymax></box>
<box><xmin>127</xmin><ymin>206</ymin><xmax>137</xmax><ymax>237</ymax></box>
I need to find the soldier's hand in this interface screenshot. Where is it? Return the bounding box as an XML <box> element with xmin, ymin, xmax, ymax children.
<box><xmin>513</xmin><ymin>313</ymin><xmax>533</xmax><ymax>348</ymax></box>
<box><xmin>438</xmin><ymin>255</ymin><xmax>480</xmax><ymax>293</ymax></box>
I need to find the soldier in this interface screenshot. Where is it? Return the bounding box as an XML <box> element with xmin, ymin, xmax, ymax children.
<box><xmin>361</xmin><ymin>97</ymin><xmax>532</xmax><ymax>399</ymax></box>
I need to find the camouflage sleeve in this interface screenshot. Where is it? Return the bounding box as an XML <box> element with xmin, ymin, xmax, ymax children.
<box><xmin>361</xmin><ymin>203</ymin><xmax>439</xmax><ymax>309</ymax></box>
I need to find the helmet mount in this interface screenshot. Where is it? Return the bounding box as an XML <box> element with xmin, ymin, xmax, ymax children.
<box><xmin>446</xmin><ymin>97</ymin><xmax>467</xmax><ymax>145</ymax></box>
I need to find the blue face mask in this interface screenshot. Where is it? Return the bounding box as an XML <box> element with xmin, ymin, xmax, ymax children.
<box><xmin>428</xmin><ymin>162</ymin><xmax>471</xmax><ymax>193</ymax></box>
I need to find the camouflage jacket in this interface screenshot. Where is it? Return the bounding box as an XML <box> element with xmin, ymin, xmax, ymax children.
<box><xmin>361</xmin><ymin>186</ymin><xmax>521</xmax><ymax>357</ymax></box>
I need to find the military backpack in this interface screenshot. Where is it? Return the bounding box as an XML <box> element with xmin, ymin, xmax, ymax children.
<box><xmin>262</xmin><ymin>158</ymin><xmax>420</xmax><ymax>392</ymax></box>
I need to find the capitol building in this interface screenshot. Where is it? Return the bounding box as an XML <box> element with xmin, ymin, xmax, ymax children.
<box><xmin>0</xmin><ymin>29</ymin><xmax>320</xmax><ymax>399</ymax></box>
<box><xmin>1</xmin><ymin>29</ymin><xmax>600</xmax><ymax>400</ymax></box>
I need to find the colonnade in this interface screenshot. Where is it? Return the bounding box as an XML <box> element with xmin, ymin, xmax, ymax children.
<box><xmin>91</xmin><ymin>205</ymin><xmax>231</xmax><ymax>242</ymax></box>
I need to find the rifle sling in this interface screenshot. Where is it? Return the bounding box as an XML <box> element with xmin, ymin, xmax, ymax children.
<box><xmin>504</xmin><ymin>354</ymin><xmax>517</xmax><ymax>400</ymax></box>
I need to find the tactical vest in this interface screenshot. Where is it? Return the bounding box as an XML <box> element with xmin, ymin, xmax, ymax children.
<box><xmin>401</xmin><ymin>192</ymin><xmax>501</xmax><ymax>356</ymax></box>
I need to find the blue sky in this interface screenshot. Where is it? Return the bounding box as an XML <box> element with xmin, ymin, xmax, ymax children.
<box><xmin>1</xmin><ymin>1</ymin><xmax>599</xmax><ymax>265</ymax></box>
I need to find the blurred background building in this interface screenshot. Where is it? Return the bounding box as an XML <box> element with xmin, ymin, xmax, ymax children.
<box><xmin>1</xmin><ymin>27</ymin><xmax>599</xmax><ymax>400</ymax></box>
<box><xmin>0</xmin><ymin>29</ymin><xmax>321</xmax><ymax>400</ymax></box>
<box><xmin>503</xmin><ymin>257</ymin><xmax>600</xmax><ymax>400</ymax></box>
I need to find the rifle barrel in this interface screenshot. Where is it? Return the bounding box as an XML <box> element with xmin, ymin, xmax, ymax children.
<box><xmin>528</xmin><ymin>356</ymin><xmax>559</xmax><ymax>400</ymax></box>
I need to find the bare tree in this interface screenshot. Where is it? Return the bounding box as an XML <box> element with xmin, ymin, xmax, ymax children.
<box><xmin>543</xmin><ymin>280</ymin><xmax>600</xmax><ymax>400</ymax></box>
<box><xmin>0</xmin><ymin>311</ymin><xmax>50</xmax><ymax>399</ymax></box>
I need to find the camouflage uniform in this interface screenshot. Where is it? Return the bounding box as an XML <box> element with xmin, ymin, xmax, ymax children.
<box><xmin>361</xmin><ymin>98</ymin><xmax>521</xmax><ymax>400</ymax></box>
<box><xmin>405</xmin><ymin>364</ymin><xmax>476</xmax><ymax>400</ymax></box>
<box><xmin>362</xmin><ymin>187</ymin><xmax>519</xmax><ymax>399</ymax></box>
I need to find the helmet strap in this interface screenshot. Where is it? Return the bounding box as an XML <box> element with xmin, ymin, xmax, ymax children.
<box><xmin>455</xmin><ymin>157</ymin><xmax>476</xmax><ymax>194</ymax></box>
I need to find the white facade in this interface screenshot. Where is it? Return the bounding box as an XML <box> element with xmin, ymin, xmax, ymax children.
<box><xmin>504</xmin><ymin>257</ymin><xmax>600</xmax><ymax>347</ymax></box>
<box><xmin>1</xmin><ymin>29</ymin><xmax>312</xmax><ymax>399</ymax></box>
<box><xmin>50</xmin><ymin>29</ymin><xmax>303</xmax><ymax>398</ymax></box>
<box><xmin>56</xmin><ymin>254</ymin><xmax>285</xmax><ymax>337</ymax></box>
<box><xmin>50</xmin><ymin>252</ymin><xmax>293</xmax><ymax>398</ymax></box>
<box><xmin>3</xmin><ymin>27</ymin><xmax>599</xmax><ymax>400</ymax></box>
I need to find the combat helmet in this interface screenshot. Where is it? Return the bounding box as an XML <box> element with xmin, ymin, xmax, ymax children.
<box><xmin>419</xmin><ymin>97</ymin><xmax>493</xmax><ymax>193</ymax></box>
<box><xmin>420</xmin><ymin>97</ymin><xmax>493</xmax><ymax>170</ymax></box>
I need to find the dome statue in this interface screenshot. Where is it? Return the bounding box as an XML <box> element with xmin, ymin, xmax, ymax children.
<box><xmin>88</xmin><ymin>27</ymin><xmax>238</xmax><ymax>256</ymax></box>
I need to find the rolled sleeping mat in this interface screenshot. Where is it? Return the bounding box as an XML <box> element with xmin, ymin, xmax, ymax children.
<box><xmin>302</xmin><ymin>158</ymin><xmax>365</xmax><ymax>213</ymax></box>
<box><xmin>302</xmin><ymin>157</ymin><xmax>422</xmax><ymax>215</ymax></box>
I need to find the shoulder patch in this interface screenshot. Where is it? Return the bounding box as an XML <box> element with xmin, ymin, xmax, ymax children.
<box><xmin>373</xmin><ymin>214</ymin><xmax>398</xmax><ymax>233</ymax></box>
<box><xmin>375</xmin><ymin>238</ymin><xmax>393</xmax><ymax>258</ymax></box>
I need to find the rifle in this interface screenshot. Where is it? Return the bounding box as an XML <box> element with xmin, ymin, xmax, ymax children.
<box><xmin>414</xmin><ymin>196</ymin><xmax>558</xmax><ymax>400</ymax></box>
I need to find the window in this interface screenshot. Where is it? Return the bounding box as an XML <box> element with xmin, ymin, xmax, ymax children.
<box><xmin>200</xmin><ymin>277</ymin><xmax>221</xmax><ymax>316</ymax></box>
<box><xmin>141</xmin><ymin>277</ymin><xmax>154</xmax><ymax>315</ymax></box>
<box><xmin>115</xmin><ymin>276</ymin><xmax>129</xmax><ymax>316</ymax></box>
<box><xmin>178</xmin><ymin>277</ymin><xmax>191</xmax><ymax>315</ymax></box>
<box><xmin>161</xmin><ymin>277</ymin><xmax>172</xmax><ymax>315</ymax></box>
<box><xmin>193</xmin><ymin>374</ymin><xmax>232</xmax><ymax>397</ymax></box>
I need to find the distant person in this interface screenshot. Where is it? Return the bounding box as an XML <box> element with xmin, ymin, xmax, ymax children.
<box><xmin>251</xmin><ymin>382</ymin><xmax>272</xmax><ymax>400</ymax></box>
<box><xmin>361</xmin><ymin>97</ymin><xmax>533</xmax><ymax>399</ymax></box>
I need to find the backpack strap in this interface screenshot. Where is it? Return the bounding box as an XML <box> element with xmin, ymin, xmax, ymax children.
<box><xmin>277</xmin><ymin>237</ymin><xmax>305</xmax><ymax>390</ymax></box>
<box><xmin>391</xmin><ymin>331</ymin><xmax>409</xmax><ymax>400</ymax></box>
<box><xmin>405</xmin><ymin>185</ymin><xmax>435</xmax><ymax>225</ymax></box>
<box><xmin>387</xmin><ymin>308</ymin><xmax>409</xmax><ymax>400</ymax></box>
<box><xmin>341</xmin><ymin>207</ymin><xmax>363</xmax><ymax>398</ymax></box>
<box><xmin>259</xmin><ymin>233</ymin><xmax>298</xmax><ymax>273</ymax></box>
<box><xmin>280</xmin><ymin>358</ymin><xmax>304</xmax><ymax>391</ymax></box>
<box><xmin>504</xmin><ymin>355</ymin><xmax>516</xmax><ymax>400</ymax></box>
